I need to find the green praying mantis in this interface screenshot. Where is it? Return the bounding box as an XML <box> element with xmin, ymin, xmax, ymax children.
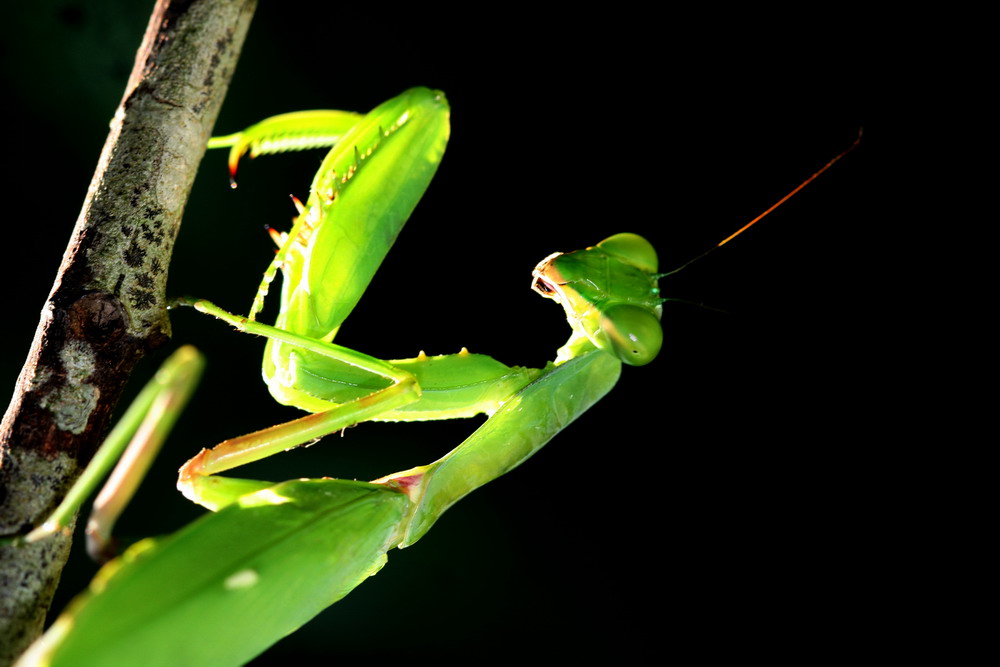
<box><xmin>11</xmin><ymin>88</ymin><xmax>858</xmax><ymax>665</ymax></box>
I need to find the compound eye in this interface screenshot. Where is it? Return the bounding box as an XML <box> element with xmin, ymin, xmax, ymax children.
<box><xmin>596</xmin><ymin>233</ymin><xmax>659</xmax><ymax>273</ymax></box>
<box><xmin>599</xmin><ymin>304</ymin><xmax>663</xmax><ymax>366</ymax></box>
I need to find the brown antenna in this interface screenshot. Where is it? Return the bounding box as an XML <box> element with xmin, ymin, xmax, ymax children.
<box><xmin>662</xmin><ymin>129</ymin><xmax>862</xmax><ymax>278</ymax></box>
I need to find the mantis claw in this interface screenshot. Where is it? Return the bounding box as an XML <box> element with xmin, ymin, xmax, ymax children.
<box><xmin>166</xmin><ymin>295</ymin><xmax>197</xmax><ymax>310</ymax></box>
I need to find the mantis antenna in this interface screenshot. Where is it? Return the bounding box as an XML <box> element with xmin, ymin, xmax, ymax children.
<box><xmin>661</xmin><ymin>128</ymin><xmax>862</xmax><ymax>278</ymax></box>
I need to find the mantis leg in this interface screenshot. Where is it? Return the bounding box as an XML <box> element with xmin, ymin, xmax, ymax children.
<box><xmin>176</xmin><ymin>298</ymin><xmax>421</xmax><ymax>511</ymax></box>
<box><xmin>1</xmin><ymin>347</ymin><xmax>204</xmax><ymax>562</ymax></box>
<box><xmin>206</xmin><ymin>109</ymin><xmax>362</xmax><ymax>186</ymax></box>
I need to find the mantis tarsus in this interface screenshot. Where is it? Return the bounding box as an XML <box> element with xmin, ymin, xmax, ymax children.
<box><xmin>13</xmin><ymin>88</ymin><xmax>857</xmax><ymax>665</ymax></box>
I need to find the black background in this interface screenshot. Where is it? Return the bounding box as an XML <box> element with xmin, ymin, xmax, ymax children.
<box><xmin>1</xmin><ymin>2</ymin><xmax>891</xmax><ymax>662</ymax></box>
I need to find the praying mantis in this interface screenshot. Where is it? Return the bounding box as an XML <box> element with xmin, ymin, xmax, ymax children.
<box><xmin>11</xmin><ymin>86</ymin><xmax>858</xmax><ymax>665</ymax></box>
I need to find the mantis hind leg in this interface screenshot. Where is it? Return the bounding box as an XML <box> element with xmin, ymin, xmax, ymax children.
<box><xmin>175</xmin><ymin>297</ymin><xmax>421</xmax><ymax>511</ymax></box>
<box><xmin>177</xmin><ymin>378</ymin><xmax>418</xmax><ymax>511</ymax></box>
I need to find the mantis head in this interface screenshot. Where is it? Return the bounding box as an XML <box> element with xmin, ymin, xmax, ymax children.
<box><xmin>531</xmin><ymin>233</ymin><xmax>663</xmax><ymax>366</ymax></box>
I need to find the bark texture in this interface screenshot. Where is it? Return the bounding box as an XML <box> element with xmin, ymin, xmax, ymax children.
<box><xmin>0</xmin><ymin>1</ymin><xmax>256</xmax><ymax>662</ymax></box>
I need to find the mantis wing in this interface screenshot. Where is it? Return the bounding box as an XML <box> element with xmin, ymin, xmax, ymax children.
<box><xmin>21</xmin><ymin>481</ymin><xmax>408</xmax><ymax>667</ymax></box>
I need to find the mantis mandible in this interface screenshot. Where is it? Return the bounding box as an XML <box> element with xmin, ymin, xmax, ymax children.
<box><xmin>14</xmin><ymin>88</ymin><xmax>857</xmax><ymax>666</ymax></box>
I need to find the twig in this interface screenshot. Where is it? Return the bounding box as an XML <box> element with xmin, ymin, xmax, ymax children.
<box><xmin>0</xmin><ymin>1</ymin><xmax>256</xmax><ymax>662</ymax></box>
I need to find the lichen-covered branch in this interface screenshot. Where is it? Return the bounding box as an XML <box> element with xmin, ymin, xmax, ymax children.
<box><xmin>0</xmin><ymin>1</ymin><xmax>256</xmax><ymax>662</ymax></box>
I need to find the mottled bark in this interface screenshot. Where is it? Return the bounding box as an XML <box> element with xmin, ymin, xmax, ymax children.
<box><xmin>0</xmin><ymin>1</ymin><xmax>256</xmax><ymax>662</ymax></box>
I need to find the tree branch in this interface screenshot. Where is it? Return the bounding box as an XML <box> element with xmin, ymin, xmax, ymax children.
<box><xmin>0</xmin><ymin>1</ymin><xmax>256</xmax><ymax>661</ymax></box>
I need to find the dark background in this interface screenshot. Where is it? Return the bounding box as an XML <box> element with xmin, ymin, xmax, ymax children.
<box><xmin>2</xmin><ymin>2</ymin><xmax>888</xmax><ymax>662</ymax></box>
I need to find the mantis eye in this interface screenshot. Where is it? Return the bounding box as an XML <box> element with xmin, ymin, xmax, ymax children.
<box><xmin>599</xmin><ymin>304</ymin><xmax>663</xmax><ymax>366</ymax></box>
<box><xmin>596</xmin><ymin>233</ymin><xmax>659</xmax><ymax>274</ymax></box>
